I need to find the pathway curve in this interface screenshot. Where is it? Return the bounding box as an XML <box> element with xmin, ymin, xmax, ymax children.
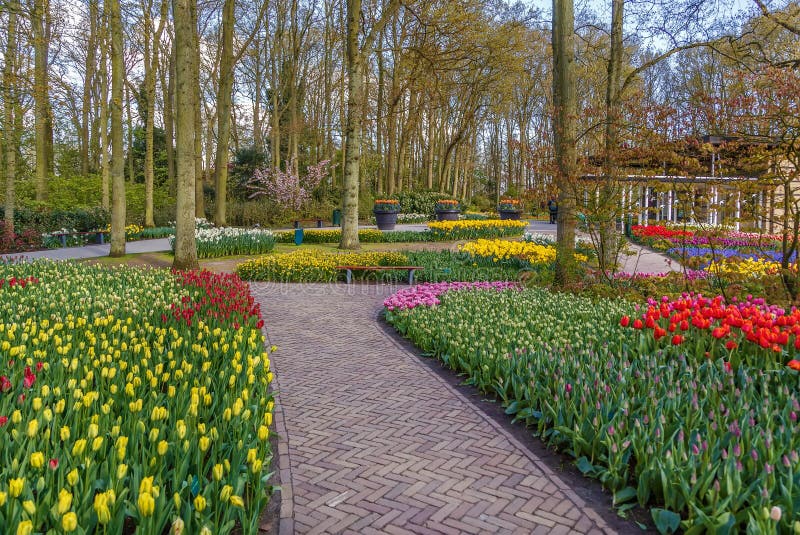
<box><xmin>252</xmin><ymin>282</ymin><xmax>626</xmax><ymax>535</ymax></box>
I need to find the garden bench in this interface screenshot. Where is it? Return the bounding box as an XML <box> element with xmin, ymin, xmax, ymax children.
<box><xmin>293</xmin><ymin>219</ymin><xmax>324</xmax><ymax>229</ymax></box>
<box><xmin>51</xmin><ymin>230</ymin><xmax>109</xmax><ymax>247</ymax></box>
<box><xmin>336</xmin><ymin>265</ymin><xmax>424</xmax><ymax>285</ymax></box>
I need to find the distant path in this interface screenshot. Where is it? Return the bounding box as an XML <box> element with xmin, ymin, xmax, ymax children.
<box><xmin>252</xmin><ymin>282</ymin><xmax>629</xmax><ymax>534</ymax></box>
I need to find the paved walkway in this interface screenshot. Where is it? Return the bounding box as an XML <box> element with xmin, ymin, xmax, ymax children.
<box><xmin>1</xmin><ymin>238</ymin><xmax>172</xmax><ymax>261</ymax></box>
<box><xmin>252</xmin><ymin>283</ymin><xmax>625</xmax><ymax>535</ymax></box>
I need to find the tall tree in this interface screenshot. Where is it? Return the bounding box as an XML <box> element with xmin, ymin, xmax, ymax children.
<box><xmin>3</xmin><ymin>0</ymin><xmax>19</xmax><ymax>233</ymax></box>
<box><xmin>142</xmin><ymin>0</ymin><xmax>169</xmax><ymax>227</ymax></box>
<box><xmin>32</xmin><ymin>0</ymin><xmax>50</xmax><ymax>201</ymax></box>
<box><xmin>109</xmin><ymin>0</ymin><xmax>126</xmax><ymax>256</ymax></box>
<box><xmin>213</xmin><ymin>0</ymin><xmax>235</xmax><ymax>226</ymax></box>
<box><xmin>172</xmin><ymin>0</ymin><xmax>199</xmax><ymax>270</ymax></box>
<box><xmin>552</xmin><ymin>0</ymin><xmax>578</xmax><ymax>285</ymax></box>
<box><xmin>81</xmin><ymin>0</ymin><xmax>98</xmax><ymax>176</ymax></box>
<box><xmin>340</xmin><ymin>0</ymin><xmax>402</xmax><ymax>250</ymax></box>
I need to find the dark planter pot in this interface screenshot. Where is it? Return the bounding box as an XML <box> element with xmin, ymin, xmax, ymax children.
<box><xmin>373</xmin><ymin>210</ymin><xmax>399</xmax><ymax>230</ymax></box>
<box><xmin>498</xmin><ymin>209</ymin><xmax>522</xmax><ymax>220</ymax></box>
<box><xmin>435</xmin><ymin>210</ymin><xmax>460</xmax><ymax>221</ymax></box>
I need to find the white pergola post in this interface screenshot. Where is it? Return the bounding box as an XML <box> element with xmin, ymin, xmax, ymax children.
<box><xmin>735</xmin><ymin>191</ymin><xmax>741</xmax><ymax>231</ymax></box>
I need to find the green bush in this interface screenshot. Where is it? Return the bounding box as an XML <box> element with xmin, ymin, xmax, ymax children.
<box><xmin>397</xmin><ymin>191</ymin><xmax>458</xmax><ymax>216</ymax></box>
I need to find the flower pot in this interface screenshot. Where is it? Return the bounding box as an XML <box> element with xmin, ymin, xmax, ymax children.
<box><xmin>374</xmin><ymin>210</ymin><xmax>398</xmax><ymax>230</ymax></box>
<box><xmin>435</xmin><ymin>210</ymin><xmax>460</xmax><ymax>221</ymax></box>
<box><xmin>498</xmin><ymin>209</ymin><xmax>522</xmax><ymax>220</ymax></box>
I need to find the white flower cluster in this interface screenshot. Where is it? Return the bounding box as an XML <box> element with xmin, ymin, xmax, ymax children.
<box><xmin>194</xmin><ymin>226</ymin><xmax>274</xmax><ymax>241</ymax></box>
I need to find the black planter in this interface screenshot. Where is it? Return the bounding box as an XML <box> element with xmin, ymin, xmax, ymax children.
<box><xmin>498</xmin><ymin>209</ymin><xmax>522</xmax><ymax>220</ymax></box>
<box><xmin>374</xmin><ymin>210</ymin><xmax>398</xmax><ymax>230</ymax></box>
<box><xmin>435</xmin><ymin>210</ymin><xmax>460</xmax><ymax>221</ymax></box>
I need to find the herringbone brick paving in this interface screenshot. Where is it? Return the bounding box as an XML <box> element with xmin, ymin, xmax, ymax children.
<box><xmin>253</xmin><ymin>282</ymin><xmax>621</xmax><ymax>535</ymax></box>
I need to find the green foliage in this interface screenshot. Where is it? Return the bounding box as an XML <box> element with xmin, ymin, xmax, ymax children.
<box><xmin>229</xmin><ymin>145</ymin><xmax>270</xmax><ymax>199</ymax></box>
<box><xmin>396</xmin><ymin>191</ymin><xmax>456</xmax><ymax>216</ymax></box>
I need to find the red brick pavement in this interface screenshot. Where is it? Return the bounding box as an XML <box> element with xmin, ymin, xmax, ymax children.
<box><xmin>253</xmin><ymin>283</ymin><xmax>622</xmax><ymax>535</ymax></box>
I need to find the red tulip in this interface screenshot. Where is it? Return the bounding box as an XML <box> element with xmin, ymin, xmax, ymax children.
<box><xmin>620</xmin><ymin>316</ymin><xmax>630</xmax><ymax>327</ymax></box>
<box><xmin>633</xmin><ymin>319</ymin><xmax>643</xmax><ymax>329</ymax></box>
<box><xmin>671</xmin><ymin>335</ymin><xmax>683</xmax><ymax>345</ymax></box>
<box><xmin>787</xmin><ymin>359</ymin><xmax>800</xmax><ymax>371</ymax></box>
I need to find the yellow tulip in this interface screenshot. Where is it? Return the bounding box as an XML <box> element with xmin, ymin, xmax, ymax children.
<box><xmin>72</xmin><ymin>439</ymin><xmax>87</xmax><ymax>457</ymax></box>
<box><xmin>212</xmin><ymin>464</ymin><xmax>224</xmax><ymax>481</ymax></box>
<box><xmin>157</xmin><ymin>441</ymin><xmax>168</xmax><ymax>456</ymax></box>
<box><xmin>193</xmin><ymin>494</ymin><xmax>206</xmax><ymax>512</ymax></box>
<box><xmin>67</xmin><ymin>469</ymin><xmax>79</xmax><ymax>487</ymax></box>
<box><xmin>199</xmin><ymin>436</ymin><xmax>210</xmax><ymax>452</ymax></box>
<box><xmin>258</xmin><ymin>426</ymin><xmax>269</xmax><ymax>441</ymax></box>
<box><xmin>137</xmin><ymin>493</ymin><xmax>155</xmax><ymax>517</ymax></box>
<box><xmin>62</xmin><ymin>511</ymin><xmax>79</xmax><ymax>532</ymax></box>
<box><xmin>16</xmin><ymin>520</ymin><xmax>33</xmax><ymax>535</ymax></box>
<box><xmin>22</xmin><ymin>499</ymin><xmax>35</xmax><ymax>515</ymax></box>
<box><xmin>57</xmin><ymin>488</ymin><xmax>73</xmax><ymax>514</ymax></box>
<box><xmin>230</xmin><ymin>495</ymin><xmax>245</xmax><ymax>508</ymax></box>
<box><xmin>139</xmin><ymin>477</ymin><xmax>154</xmax><ymax>495</ymax></box>
<box><xmin>60</xmin><ymin>426</ymin><xmax>70</xmax><ymax>441</ymax></box>
<box><xmin>117</xmin><ymin>464</ymin><xmax>128</xmax><ymax>480</ymax></box>
<box><xmin>220</xmin><ymin>485</ymin><xmax>233</xmax><ymax>502</ymax></box>
<box><xmin>8</xmin><ymin>477</ymin><xmax>24</xmax><ymax>497</ymax></box>
<box><xmin>26</xmin><ymin>419</ymin><xmax>38</xmax><ymax>437</ymax></box>
<box><xmin>0</xmin><ymin>491</ymin><xmax>6</xmax><ymax>506</ymax></box>
<box><xmin>29</xmin><ymin>452</ymin><xmax>44</xmax><ymax>469</ymax></box>
<box><xmin>94</xmin><ymin>493</ymin><xmax>112</xmax><ymax>524</ymax></box>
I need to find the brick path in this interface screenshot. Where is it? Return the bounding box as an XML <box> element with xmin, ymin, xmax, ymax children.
<box><xmin>252</xmin><ymin>282</ymin><xmax>622</xmax><ymax>535</ymax></box>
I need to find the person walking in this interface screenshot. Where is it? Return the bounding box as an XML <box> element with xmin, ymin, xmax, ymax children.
<box><xmin>547</xmin><ymin>198</ymin><xmax>558</xmax><ymax>224</ymax></box>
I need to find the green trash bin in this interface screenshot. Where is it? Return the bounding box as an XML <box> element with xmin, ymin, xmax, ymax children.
<box><xmin>624</xmin><ymin>215</ymin><xmax>633</xmax><ymax>237</ymax></box>
<box><xmin>332</xmin><ymin>209</ymin><xmax>342</xmax><ymax>226</ymax></box>
<box><xmin>294</xmin><ymin>228</ymin><xmax>304</xmax><ymax>245</ymax></box>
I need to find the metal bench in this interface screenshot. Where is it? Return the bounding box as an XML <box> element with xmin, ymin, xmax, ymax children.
<box><xmin>293</xmin><ymin>219</ymin><xmax>324</xmax><ymax>229</ymax></box>
<box><xmin>51</xmin><ymin>231</ymin><xmax>109</xmax><ymax>247</ymax></box>
<box><xmin>335</xmin><ymin>265</ymin><xmax>424</xmax><ymax>285</ymax></box>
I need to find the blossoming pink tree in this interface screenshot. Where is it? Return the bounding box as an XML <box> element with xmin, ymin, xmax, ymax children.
<box><xmin>246</xmin><ymin>160</ymin><xmax>330</xmax><ymax>211</ymax></box>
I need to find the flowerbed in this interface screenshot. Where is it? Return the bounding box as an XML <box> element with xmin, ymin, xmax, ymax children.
<box><xmin>170</xmin><ymin>226</ymin><xmax>276</xmax><ymax>258</ymax></box>
<box><xmin>385</xmin><ymin>285</ymin><xmax>800</xmax><ymax>533</ymax></box>
<box><xmin>0</xmin><ymin>261</ymin><xmax>274</xmax><ymax>534</ymax></box>
<box><xmin>236</xmin><ymin>250</ymin><xmax>408</xmax><ymax>282</ymax></box>
<box><xmin>459</xmin><ymin>238</ymin><xmax>588</xmax><ymax>265</ymax></box>
<box><xmin>273</xmin><ymin>222</ymin><xmax>526</xmax><ymax>244</ymax></box>
<box><xmin>426</xmin><ymin>219</ymin><xmax>527</xmax><ymax>240</ymax></box>
<box><xmin>383</xmin><ymin>281</ymin><xmax>520</xmax><ymax>310</ymax></box>
<box><xmin>622</xmin><ymin>293</ymin><xmax>800</xmax><ymax>369</ymax></box>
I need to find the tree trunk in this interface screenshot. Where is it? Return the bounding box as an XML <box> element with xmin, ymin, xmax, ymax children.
<box><xmin>552</xmin><ymin>0</ymin><xmax>578</xmax><ymax>286</ymax></box>
<box><xmin>172</xmin><ymin>0</ymin><xmax>199</xmax><ymax>270</ymax></box>
<box><xmin>109</xmin><ymin>0</ymin><xmax>126</xmax><ymax>257</ymax></box>
<box><xmin>213</xmin><ymin>0</ymin><xmax>235</xmax><ymax>226</ymax></box>
<box><xmin>192</xmin><ymin>0</ymin><xmax>204</xmax><ymax>218</ymax></box>
<box><xmin>340</xmin><ymin>0</ymin><xmax>364</xmax><ymax>250</ymax></box>
<box><xmin>99</xmin><ymin>16</ymin><xmax>110</xmax><ymax>210</ymax></box>
<box><xmin>33</xmin><ymin>0</ymin><xmax>49</xmax><ymax>201</ymax></box>
<box><xmin>142</xmin><ymin>0</ymin><xmax>155</xmax><ymax>226</ymax></box>
<box><xmin>81</xmin><ymin>0</ymin><xmax>98</xmax><ymax>176</ymax></box>
<box><xmin>126</xmin><ymin>83</ymin><xmax>135</xmax><ymax>181</ymax></box>
<box><xmin>598</xmin><ymin>0</ymin><xmax>624</xmax><ymax>274</ymax></box>
<box><xmin>3</xmin><ymin>0</ymin><xmax>18</xmax><ymax>233</ymax></box>
<box><xmin>163</xmin><ymin>42</ymin><xmax>176</xmax><ymax>188</ymax></box>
